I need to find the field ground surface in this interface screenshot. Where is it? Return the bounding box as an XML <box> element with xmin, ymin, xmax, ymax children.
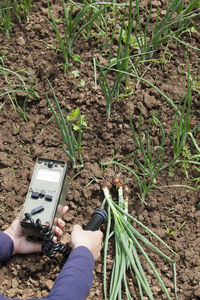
<box><xmin>0</xmin><ymin>0</ymin><xmax>200</xmax><ymax>299</ymax></box>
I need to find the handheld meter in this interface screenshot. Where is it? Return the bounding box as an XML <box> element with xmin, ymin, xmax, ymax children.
<box><xmin>20</xmin><ymin>158</ymin><xmax>68</xmax><ymax>241</ymax></box>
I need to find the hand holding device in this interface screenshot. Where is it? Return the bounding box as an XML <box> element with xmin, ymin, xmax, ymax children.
<box><xmin>4</xmin><ymin>206</ymin><xmax>68</xmax><ymax>255</ymax></box>
<box><xmin>71</xmin><ymin>225</ymin><xmax>103</xmax><ymax>260</ymax></box>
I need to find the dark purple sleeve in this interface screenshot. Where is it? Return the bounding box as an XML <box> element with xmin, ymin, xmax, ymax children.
<box><xmin>44</xmin><ymin>246</ymin><xmax>95</xmax><ymax>300</ymax></box>
<box><xmin>0</xmin><ymin>232</ymin><xmax>14</xmax><ymax>262</ymax></box>
<box><xmin>0</xmin><ymin>234</ymin><xmax>95</xmax><ymax>300</ymax></box>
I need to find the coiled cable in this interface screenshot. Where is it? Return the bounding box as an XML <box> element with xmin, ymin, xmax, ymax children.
<box><xmin>25</xmin><ymin>213</ymin><xmax>71</xmax><ymax>266</ymax></box>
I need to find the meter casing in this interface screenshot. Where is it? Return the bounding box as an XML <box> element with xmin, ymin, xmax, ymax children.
<box><xmin>20</xmin><ymin>158</ymin><xmax>68</xmax><ymax>241</ymax></box>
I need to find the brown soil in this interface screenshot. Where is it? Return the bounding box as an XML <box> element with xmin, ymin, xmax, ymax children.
<box><xmin>0</xmin><ymin>1</ymin><xmax>200</xmax><ymax>299</ymax></box>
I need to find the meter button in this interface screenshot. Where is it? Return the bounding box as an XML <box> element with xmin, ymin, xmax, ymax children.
<box><xmin>31</xmin><ymin>192</ymin><xmax>39</xmax><ymax>199</ymax></box>
<box><xmin>48</xmin><ymin>161</ymin><xmax>54</xmax><ymax>168</ymax></box>
<box><xmin>31</xmin><ymin>205</ymin><xmax>44</xmax><ymax>215</ymax></box>
<box><xmin>45</xmin><ymin>194</ymin><xmax>53</xmax><ymax>202</ymax></box>
<box><xmin>39</xmin><ymin>190</ymin><xmax>45</xmax><ymax>198</ymax></box>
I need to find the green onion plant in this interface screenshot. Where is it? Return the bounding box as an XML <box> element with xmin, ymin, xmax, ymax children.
<box><xmin>46</xmin><ymin>79</ymin><xmax>84</xmax><ymax>169</ymax></box>
<box><xmin>102</xmin><ymin>180</ymin><xmax>177</xmax><ymax>299</ymax></box>
<box><xmin>129</xmin><ymin>112</ymin><xmax>169</xmax><ymax>202</ymax></box>
<box><xmin>174</xmin><ymin>74</ymin><xmax>200</xmax><ymax>187</ymax></box>
<box><xmin>70</xmin><ymin>0</ymin><xmax>108</xmax><ymax>43</ymax></box>
<box><xmin>172</xmin><ymin>82</ymin><xmax>192</xmax><ymax>160</ymax></box>
<box><xmin>0</xmin><ymin>65</ymin><xmax>39</xmax><ymax>121</ymax></box>
<box><xmin>48</xmin><ymin>0</ymin><xmax>108</xmax><ymax>72</ymax></box>
<box><xmin>95</xmin><ymin>0</ymin><xmax>199</xmax><ymax>118</ymax></box>
<box><xmin>171</xmin><ymin>57</ymin><xmax>200</xmax><ymax>182</ymax></box>
<box><xmin>0</xmin><ymin>1</ymin><xmax>12</xmax><ymax>38</ymax></box>
<box><xmin>0</xmin><ymin>0</ymin><xmax>32</xmax><ymax>37</ymax></box>
<box><xmin>102</xmin><ymin>112</ymin><xmax>172</xmax><ymax>203</ymax></box>
<box><xmin>142</xmin><ymin>0</ymin><xmax>200</xmax><ymax>56</ymax></box>
<box><xmin>12</xmin><ymin>0</ymin><xmax>32</xmax><ymax>23</ymax></box>
<box><xmin>96</xmin><ymin>0</ymin><xmax>145</xmax><ymax>119</ymax></box>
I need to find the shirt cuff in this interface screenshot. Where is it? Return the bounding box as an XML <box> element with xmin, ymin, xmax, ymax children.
<box><xmin>0</xmin><ymin>232</ymin><xmax>14</xmax><ymax>262</ymax></box>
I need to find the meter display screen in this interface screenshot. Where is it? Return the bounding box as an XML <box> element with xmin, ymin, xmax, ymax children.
<box><xmin>37</xmin><ymin>169</ymin><xmax>61</xmax><ymax>183</ymax></box>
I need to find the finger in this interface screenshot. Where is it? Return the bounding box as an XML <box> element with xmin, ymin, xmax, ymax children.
<box><xmin>62</xmin><ymin>205</ymin><xmax>68</xmax><ymax>216</ymax></box>
<box><xmin>57</xmin><ymin>205</ymin><xmax>69</xmax><ymax>216</ymax></box>
<box><xmin>57</xmin><ymin>218</ymin><xmax>65</xmax><ymax>229</ymax></box>
<box><xmin>53</xmin><ymin>217</ymin><xmax>58</xmax><ymax>227</ymax></box>
<box><xmin>53</xmin><ymin>217</ymin><xmax>65</xmax><ymax>228</ymax></box>
<box><xmin>52</xmin><ymin>225</ymin><xmax>63</xmax><ymax>237</ymax></box>
<box><xmin>53</xmin><ymin>206</ymin><xmax>68</xmax><ymax>227</ymax></box>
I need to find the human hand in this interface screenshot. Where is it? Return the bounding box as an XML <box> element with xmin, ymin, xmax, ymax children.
<box><xmin>71</xmin><ymin>225</ymin><xmax>103</xmax><ymax>260</ymax></box>
<box><xmin>4</xmin><ymin>206</ymin><xmax>68</xmax><ymax>255</ymax></box>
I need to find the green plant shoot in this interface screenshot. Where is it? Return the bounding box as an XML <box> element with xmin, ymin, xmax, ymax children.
<box><xmin>66</xmin><ymin>107</ymin><xmax>88</xmax><ymax>131</ymax></box>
